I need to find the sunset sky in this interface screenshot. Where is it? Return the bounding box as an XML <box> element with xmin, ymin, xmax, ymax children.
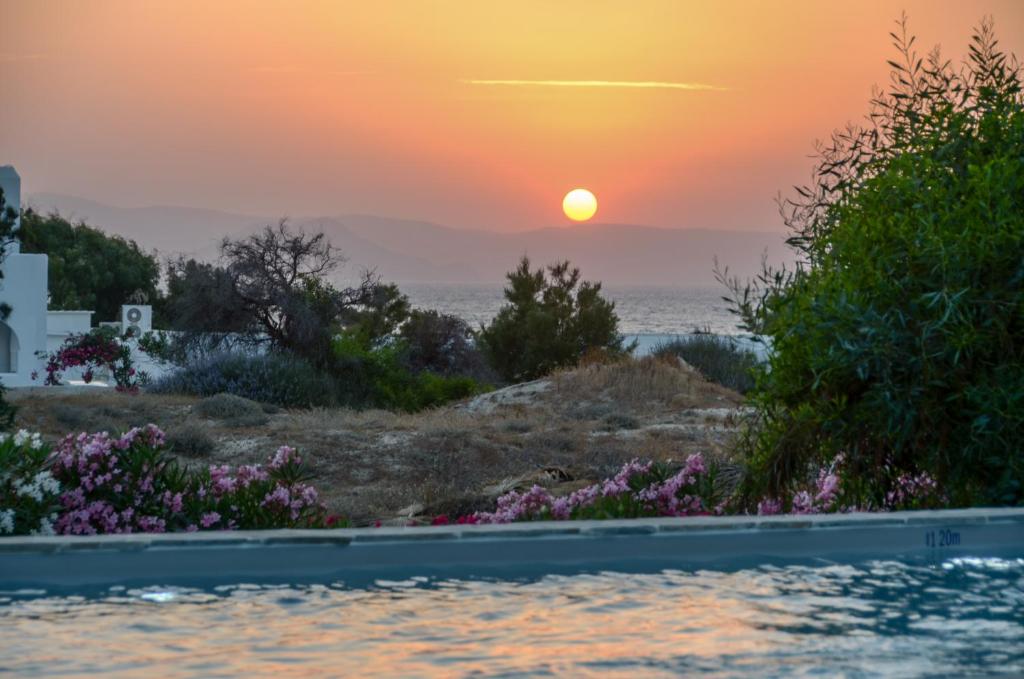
<box><xmin>2</xmin><ymin>1</ymin><xmax>1023</xmax><ymax>232</ymax></box>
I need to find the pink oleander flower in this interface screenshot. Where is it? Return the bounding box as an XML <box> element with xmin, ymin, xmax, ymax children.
<box><xmin>270</xmin><ymin>445</ymin><xmax>301</xmax><ymax>470</ymax></box>
<box><xmin>792</xmin><ymin>491</ymin><xmax>815</xmax><ymax>514</ymax></box>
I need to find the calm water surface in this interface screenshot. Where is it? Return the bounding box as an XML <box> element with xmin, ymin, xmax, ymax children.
<box><xmin>403</xmin><ymin>283</ymin><xmax>739</xmax><ymax>335</ymax></box>
<box><xmin>2</xmin><ymin>557</ymin><xmax>1022</xmax><ymax>677</ymax></box>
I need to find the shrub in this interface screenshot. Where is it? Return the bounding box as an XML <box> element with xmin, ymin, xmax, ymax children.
<box><xmin>0</xmin><ymin>384</ymin><xmax>15</xmax><ymax>432</ymax></box>
<box><xmin>479</xmin><ymin>257</ymin><xmax>631</xmax><ymax>382</ymax></box>
<box><xmin>400</xmin><ymin>309</ymin><xmax>497</xmax><ymax>383</ymax></box>
<box><xmin>194</xmin><ymin>393</ymin><xmax>265</xmax><ymax>421</ymax></box>
<box><xmin>49</xmin><ymin>425</ymin><xmax>328</xmax><ymax>533</ymax></box>
<box><xmin>331</xmin><ymin>332</ymin><xmax>482</xmax><ymax>412</ymax></box>
<box><xmin>165</xmin><ymin>423</ymin><xmax>216</xmax><ymax>457</ymax></box>
<box><xmin>654</xmin><ymin>333</ymin><xmax>759</xmax><ymax>394</ymax></box>
<box><xmin>149</xmin><ymin>352</ymin><xmax>338</xmax><ymax>408</ymax></box>
<box><xmin>722</xmin><ymin>18</ymin><xmax>1024</xmax><ymax>506</ymax></box>
<box><xmin>0</xmin><ymin>430</ymin><xmax>60</xmax><ymax>535</ymax></box>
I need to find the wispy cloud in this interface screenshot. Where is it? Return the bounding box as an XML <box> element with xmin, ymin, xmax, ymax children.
<box><xmin>461</xmin><ymin>79</ymin><xmax>726</xmax><ymax>91</ymax></box>
<box><xmin>0</xmin><ymin>53</ymin><xmax>48</xmax><ymax>64</ymax></box>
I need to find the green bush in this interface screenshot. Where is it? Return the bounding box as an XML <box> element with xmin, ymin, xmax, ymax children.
<box><xmin>0</xmin><ymin>384</ymin><xmax>14</xmax><ymax>433</ymax></box>
<box><xmin>331</xmin><ymin>332</ymin><xmax>482</xmax><ymax>412</ymax></box>
<box><xmin>479</xmin><ymin>257</ymin><xmax>630</xmax><ymax>382</ymax></box>
<box><xmin>654</xmin><ymin>333</ymin><xmax>759</xmax><ymax>394</ymax></box>
<box><xmin>165</xmin><ymin>423</ymin><xmax>216</xmax><ymax>457</ymax></box>
<box><xmin>399</xmin><ymin>309</ymin><xmax>497</xmax><ymax>383</ymax></box>
<box><xmin>726</xmin><ymin>19</ymin><xmax>1024</xmax><ymax>506</ymax></box>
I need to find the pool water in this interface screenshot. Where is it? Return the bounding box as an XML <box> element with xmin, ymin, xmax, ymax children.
<box><xmin>2</xmin><ymin>556</ymin><xmax>1022</xmax><ymax>677</ymax></box>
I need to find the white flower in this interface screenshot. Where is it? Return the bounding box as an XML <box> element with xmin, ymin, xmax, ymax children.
<box><xmin>0</xmin><ymin>509</ymin><xmax>14</xmax><ymax>534</ymax></box>
<box><xmin>31</xmin><ymin>517</ymin><xmax>56</xmax><ymax>536</ymax></box>
<box><xmin>13</xmin><ymin>429</ymin><xmax>30</xmax><ymax>447</ymax></box>
<box><xmin>14</xmin><ymin>471</ymin><xmax>61</xmax><ymax>502</ymax></box>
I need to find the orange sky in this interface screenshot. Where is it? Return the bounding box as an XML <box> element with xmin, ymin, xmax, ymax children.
<box><xmin>2</xmin><ymin>1</ymin><xmax>1022</xmax><ymax>232</ymax></box>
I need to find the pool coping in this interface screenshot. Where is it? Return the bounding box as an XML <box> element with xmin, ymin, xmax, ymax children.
<box><xmin>2</xmin><ymin>507</ymin><xmax>1022</xmax><ymax>554</ymax></box>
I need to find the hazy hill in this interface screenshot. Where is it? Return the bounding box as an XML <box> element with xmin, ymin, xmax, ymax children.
<box><xmin>28</xmin><ymin>193</ymin><xmax>794</xmax><ymax>285</ymax></box>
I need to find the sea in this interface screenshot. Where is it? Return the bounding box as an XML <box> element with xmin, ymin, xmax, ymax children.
<box><xmin>402</xmin><ymin>283</ymin><xmax>762</xmax><ymax>358</ymax></box>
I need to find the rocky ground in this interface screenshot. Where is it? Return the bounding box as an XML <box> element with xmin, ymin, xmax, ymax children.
<box><xmin>10</xmin><ymin>355</ymin><xmax>749</xmax><ymax>525</ymax></box>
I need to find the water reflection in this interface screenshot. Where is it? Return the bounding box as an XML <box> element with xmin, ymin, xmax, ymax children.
<box><xmin>2</xmin><ymin>558</ymin><xmax>1022</xmax><ymax>677</ymax></box>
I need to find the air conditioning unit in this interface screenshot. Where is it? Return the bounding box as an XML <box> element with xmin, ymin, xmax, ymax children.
<box><xmin>120</xmin><ymin>304</ymin><xmax>152</xmax><ymax>338</ymax></box>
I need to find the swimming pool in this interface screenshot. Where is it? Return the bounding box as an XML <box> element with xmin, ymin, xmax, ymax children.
<box><xmin>2</xmin><ymin>511</ymin><xmax>1022</xmax><ymax>677</ymax></box>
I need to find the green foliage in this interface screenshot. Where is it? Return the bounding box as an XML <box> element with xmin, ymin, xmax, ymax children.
<box><xmin>0</xmin><ymin>185</ymin><xmax>17</xmax><ymax>278</ymax></box>
<box><xmin>341</xmin><ymin>282</ymin><xmax>411</xmax><ymax>348</ymax></box>
<box><xmin>18</xmin><ymin>210</ymin><xmax>160</xmax><ymax>321</ymax></box>
<box><xmin>479</xmin><ymin>257</ymin><xmax>629</xmax><ymax>382</ymax></box>
<box><xmin>654</xmin><ymin>332</ymin><xmax>759</xmax><ymax>394</ymax></box>
<box><xmin>0</xmin><ymin>387</ymin><xmax>14</xmax><ymax>432</ymax></box>
<box><xmin>0</xmin><ymin>188</ymin><xmax>19</xmax><ymax>429</ymax></box>
<box><xmin>331</xmin><ymin>331</ymin><xmax>482</xmax><ymax>412</ymax></box>
<box><xmin>399</xmin><ymin>309</ymin><xmax>497</xmax><ymax>383</ymax></box>
<box><xmin>725</xmin><ymin>18</ymin><xmax>1024</xmax><ymax>506</ymax></box>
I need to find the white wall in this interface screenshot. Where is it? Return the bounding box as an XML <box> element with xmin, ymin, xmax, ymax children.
<box><xmin>0</xmin><ymin>166</ymin><xmax>51</xmax><ymax>386</ymax></box>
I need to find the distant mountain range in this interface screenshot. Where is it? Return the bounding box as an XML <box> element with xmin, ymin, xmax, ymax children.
<box><xmin>27</xmin><ymin>193</ymin><xmax>795</xmax><ymax>286</ymax></box>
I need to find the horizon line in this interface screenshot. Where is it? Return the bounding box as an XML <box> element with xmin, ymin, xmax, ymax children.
<box><xmin>461</xmin><ymin>79</ymin><xmax>727</xmax><ymax>91</ymax></box>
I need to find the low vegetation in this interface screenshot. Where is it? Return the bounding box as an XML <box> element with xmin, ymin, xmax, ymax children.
<box><xmin>7</xmin><ymin>356</ymin><xmax>745</xmax><ymax>528</ymax></box>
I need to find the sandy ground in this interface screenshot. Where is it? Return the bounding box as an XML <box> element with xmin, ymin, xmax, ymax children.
<box><xmin>9</xmin><ymin>356</ymin><xmax>749</xmax><ymax>525</ymax></box>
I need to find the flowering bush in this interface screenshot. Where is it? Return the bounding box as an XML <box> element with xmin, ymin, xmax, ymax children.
<box><xmin>41</xmin><ymin>328</ymin><xmax>143</xmax><ymax>392</ymax></box>
<box><xmin>470</xmin><ymin>455</ymin><xmax>720</xmax><ymax>524</ymax></box>
<box><xmin>0</xmin><ymin>430</ymin><xmax>60</xmax><ymax>535</ymax></box>
<box><xmin>49</xmin><ymin>425</ymin><xmax>328</xmax><ymax>534</ymax></box>
<box><xmin>458</xmin><ymin>452</ymin><xmax>949</xmax><ymax>525</ymax></box>
<box><xmin>753</xmin><ymin>454</ymin><xmax>945</xmax><ymax>515</ymax></box>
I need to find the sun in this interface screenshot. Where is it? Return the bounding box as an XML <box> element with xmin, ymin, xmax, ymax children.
<box><xmin>562</xmin><ymin>188</ymin><xmax>597</xmax><ymax>222</ymax></box>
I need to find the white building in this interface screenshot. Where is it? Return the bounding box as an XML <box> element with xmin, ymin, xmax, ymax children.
<box><xmin>0</xmin><ymin>166</ymin><xmax>50</xmax><ymax>387</ymax></box>
<box><xmin>0</xmin><ymin>166</ymin><xmax>163</xmax><ymax>388</ymax></box>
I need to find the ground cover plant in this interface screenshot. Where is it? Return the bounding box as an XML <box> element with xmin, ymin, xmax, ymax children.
<box><xmin>720</xmin><ymin>18</ymin><xmax>1024</xmax><ymax>507</ymax></box>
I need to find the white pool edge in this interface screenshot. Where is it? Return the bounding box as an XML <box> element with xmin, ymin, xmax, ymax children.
<box><xmin>2</xmin><ymin>508</ymin><xmax>1022</xmax><ymax>587</ymax></box>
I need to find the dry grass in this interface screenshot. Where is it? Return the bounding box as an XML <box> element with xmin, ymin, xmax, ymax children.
<box><xmin>551</xmin><ymin>354</ymin><xmax>741</xmax><ymax>411</ymax></box>
<box><xmin>10</xmin><ymin>356</ymin><xmax>749</xmax><ymax>525</ymax></box>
